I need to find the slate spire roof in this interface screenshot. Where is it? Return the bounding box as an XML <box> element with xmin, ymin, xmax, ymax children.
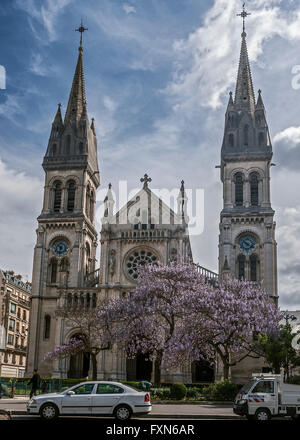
<box><xmin>234</xmin><ymin>30</ymin><xmax>255</xmax><ymax>113</ymax></box>
<box><xmin>64</xmin><ymin>47</ymin><xmax>87</xmax><ymax>125</ymax></box>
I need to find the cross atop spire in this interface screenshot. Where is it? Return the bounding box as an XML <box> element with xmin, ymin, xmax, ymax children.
<box><xmin>76</xmin><ymin>20</ymin><xmax>88</xmax><ymax>51</ymax></box>
<box><xmin>140</xmin><ymin>174</ymin><xmax>152</xmax><ymax>189</ymax></box>
<box><xmin>237</xmin><ymin>3</ymin><xmax>251</xmax><ymax>36</ymax></box>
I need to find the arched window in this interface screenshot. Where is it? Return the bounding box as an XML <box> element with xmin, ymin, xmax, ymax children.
<box><xmin>85</xmin><ymin>242</ymin><xmax>91</xmax><ymax>275</ymax></box>
<box><xmin>52</xmin><ymin>144</ymin><xmax>57</xmax><ymax>156</ymax></box>
<box><xmin>90</xmin><ymin>190</ymin><xmax>94</xmax><ymax>222</ymax></box>
<box><xmin>67</xmin><ymin>180</ymin><xmax>76</xmax><ymax>212</ymax></box>
<box><xmin>60</xmin><ymin>257</ymin><xmax>69</xmax><ymax>272</ymax></box>
<box><xmin>238</xmin><ymin>255</ymin><xmax>245</xmax><ymax>280</ymax></box>
<box><xmin>79</xmin><ymin>142</ymin><xmax>84</xmax><ymax>154</ymax></box>
<box><xmin>259</xmin><ymin>132</ymin><xmax>264</xmax><ymax>146</ymax></box>
<box><xmin>250</xmin><ymin>173</ymin><xmax>259</xmax><ymax>206</ymax></box>
<box><xmin>250</xmin><ymin>255</ymin><xmax>258</xmax><ymax>282</ymax></box>
<box><xmin>235</xmin><ymin>173</ymin><xmax>244</xmax><ymax>206</ymax></box>
<box><xmin>244</xmin><ymin>124</ymin><xmax>249</xmax><ymax>145</ymax></box>
<box><xmin>44</xmin><ymin>315</ymin><xmax>51</xmax><ymax>339</ymax></box>
<box><xmin>53</xmin><ymin>181</ymin><xmax>62</xmax><ymax>212</ymax></box>
<box><xmin>50</xmin><ymin>258</ymin><xmax>58</xmax><ymax>284</ymax></box>
<box><xmin>228</xmin><ymin>133</ymin><xmax>234</xmax><ymax>147</ymax></box>
<box><xmin>65</xmin><ymin>135</ymin><xmax>71</xmax><ymax>155</ymax></box>
<box><xmin>86</xmin><ymin>185</ymin><xmax>91</xmax><ymax>218</ymax></box>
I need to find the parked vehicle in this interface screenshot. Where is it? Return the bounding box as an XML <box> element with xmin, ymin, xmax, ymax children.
<box><xmin>27</xmin><ymin>381</ymin><xmax>151</xmax><ymax>421</ymax></box>
<box><xmin>233</xmin><ymin>372</ymin><xmax>300</xmax><ymax>420</ymax></box>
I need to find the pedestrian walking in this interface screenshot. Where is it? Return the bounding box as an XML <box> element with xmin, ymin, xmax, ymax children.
<box><xmin>28</xmin><ymin>369</ymin><xmax>40</xmax><ymax>399</ymax></box>
<box><xmin>41</xmin><ymin>380</ymin><xmax>48</xmax><ymax>394</ymax></box>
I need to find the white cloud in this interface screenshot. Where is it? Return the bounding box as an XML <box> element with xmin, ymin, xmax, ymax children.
<box><xmin>0</xmin><ymin>95</ymin><xmax>22</xmax><ymax>121</ymax></box>
<box><xmin>165</xmin><ymin>0</ymin><xmax>300</xmax><ymax>109</ymax></box>
<box><xmin>274</xmin><ymin>126</ymin><xmax>300</xmax><ymax>145</ymax></box>
<box><xmin>0</xmin><ymin>158</ymin><xmax>43</xmax><ymax>276</ymax></box>
<box><xmin>16</xmin><ymin>0</ymin><xmax>72</xmax><ymax>42</ymax></box>
<box><xmin>123</xmin><ymin>3</ymin><xmax>136</xmax><ymax>15</ymax></box>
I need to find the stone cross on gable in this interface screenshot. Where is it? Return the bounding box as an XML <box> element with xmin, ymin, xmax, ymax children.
<box><xmin>140</xmin><ymin>174</ymin><xmax>152</xmax><ymax>189</ymax></box>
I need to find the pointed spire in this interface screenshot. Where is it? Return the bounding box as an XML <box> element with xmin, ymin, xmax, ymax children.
<box><xmin>234</xmin><ymin>31</ymin><xmax>255</xmax><ymax>113</ymax></box>
<box><xmin>177</xmin><ymin>180</ymin><xmax>189</xmax><ymax>222</ymax></box>
<box><xmin>256</xmin><ymin>89</ymin><xmax>265</xmax><ymax>109</ymax></box>
<box><xmin>90</xmin><ymin>117</ymin><xmax>96</xmax><ymax>135</ymax></box>
<box><xmin>227</xmin><ymin>91</ymin><xmax>234</xmax><ymax>110</ymax></box>
<box><xmin>53</xmin><ymin>103</ymin><xmax>63</xmax><ymax>125</ymax></box>
<box><xmin>103</xmin><ymin>183</ymin><xmax>115</xmax><ymax>220</ymax></box>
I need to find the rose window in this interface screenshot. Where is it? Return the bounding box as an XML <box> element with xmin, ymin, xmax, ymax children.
<box><xmin>126</xmin><ymin>250</ymin><xmax>158</xmax><ymax>281</ymax></box>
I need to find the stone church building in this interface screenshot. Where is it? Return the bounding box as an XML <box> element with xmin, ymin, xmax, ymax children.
<box><xmin>26</xmin><ymin>18</ymin><xmax>278</xmax><ymax>383</ymax></box>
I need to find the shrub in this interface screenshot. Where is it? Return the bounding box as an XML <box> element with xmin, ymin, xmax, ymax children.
<box><xmin>186</xmin><ymin>387</ymin><xmax>199</xmax><ymax>399</ymax></box>
<box><xmin>152</xmin><ymin>387</ymin><xmax>171</xmax><ymax>400</ymax></box>
<box><xmin>170</xmin><ymin>382</ymin><xmax>187</xmax><ymax>400</ymax></box>
<box><xmin>201</xmin><ymin>380</ymin><xmax>240</xmax><ymax>401</ymax></box>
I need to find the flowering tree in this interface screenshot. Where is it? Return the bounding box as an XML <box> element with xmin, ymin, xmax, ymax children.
<box><xmin>43</xmin><ymin>306</ymin><xmax>114</xmax><ymax>380</ymax></box>
<box><xmin>103</xmin><ymin>260</ymin><xmax>205</xmax><ymax>386</ymax></box>
<box><xmin>174</xmin><ymin>278</ymin><xmax>281</xmax><ymax>379</ymax></box>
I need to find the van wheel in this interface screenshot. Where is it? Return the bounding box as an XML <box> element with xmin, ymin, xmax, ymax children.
<box><xmin>255</xmin><ymin>408</ymin><xmax>271</xmax><ymax>421</ymax></box>
<box><xmin>39</xmin><ymin>403</ymin><xmax>59</xmax><ymax>420</ymax></box>
<box><xmin>114</xmin><ymin>405</ymin><xmax>132</xmax><ymax>421</ymax></box>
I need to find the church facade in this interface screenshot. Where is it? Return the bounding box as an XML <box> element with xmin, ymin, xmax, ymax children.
<box><xmin>26</xmin><ymin>17</ymin><xmax>278</xmax><ymax>383</ymax></box>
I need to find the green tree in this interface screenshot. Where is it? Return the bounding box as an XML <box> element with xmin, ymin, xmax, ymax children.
<box><xmin>258</xmin><ymin>320</ymin><xmax>300</xmax><ymax>380</ymax></box>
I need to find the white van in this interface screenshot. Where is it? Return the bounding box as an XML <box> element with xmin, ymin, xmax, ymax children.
<box><xmin>233</xmin><ymin>373</ymin><xmax>300</xmax><ymax>420</ymax></box>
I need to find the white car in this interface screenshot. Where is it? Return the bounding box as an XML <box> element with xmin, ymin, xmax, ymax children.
<box><xmin>27</xmin><ymin>381</ymin><xmax>152</xmax><ymax>421</ymax></box>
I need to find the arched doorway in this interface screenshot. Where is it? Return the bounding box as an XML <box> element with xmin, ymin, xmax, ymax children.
<box><xmin>126</xmin><ymin>353</ymin><xmax>152</xmax><ymax>381</ymax></box>
<box><xmin>191</xmin><ymin>360</ymin><xmax>214</xmax><ymax>383</ymax></box>
<box><xmin>68</xmin><ymin>334</ymin><xmax>90</xmax><ymax>378</ymax></box>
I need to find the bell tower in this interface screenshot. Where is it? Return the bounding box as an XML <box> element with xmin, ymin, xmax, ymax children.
<box><xmin>218</xmin><ymin>6</ymin><xmax>278</xmax><ymax>301</ymax></box>
<box><xmin>26</xmin><ymin>25</ymin><xmax>100</xmax><ymax>374</ymax></box>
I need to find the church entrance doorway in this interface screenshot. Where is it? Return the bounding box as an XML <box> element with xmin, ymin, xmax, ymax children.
<box><xmin>68</xmin><ymin>334</ymin><xmax>90</xmax><ymax>378</ymax></box>
<box><xmin>191</xmin><ymin>360</ymin><xmax>214</xmax><ymax>383</ymax></box>
<box><xmin>126</xmin><ymin>353</ymin><xmax>152</xmax><ymax>382</ymax></box>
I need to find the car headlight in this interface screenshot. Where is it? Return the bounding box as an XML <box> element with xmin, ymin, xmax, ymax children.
<box><xmin>238</xmin><ymin>399</ymin><xmax>247</xmax><ymax>405</ymax></box>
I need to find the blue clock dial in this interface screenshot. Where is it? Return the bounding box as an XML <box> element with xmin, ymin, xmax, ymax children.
<box><xmin>239</xmin><ymin>236</ymin><xmax>256</xmax><ymax>254</ymax></box>
<box><xmin>53</xmin><ymin>241</ymin><xmax>68</xmax><ymax>257</ymax></box>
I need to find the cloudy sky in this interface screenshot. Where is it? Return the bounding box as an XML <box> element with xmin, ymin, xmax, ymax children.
<box><xmin>0</xmin><ymin>0</ymin><xmax>300</xmax><ymax>309</ymax></box>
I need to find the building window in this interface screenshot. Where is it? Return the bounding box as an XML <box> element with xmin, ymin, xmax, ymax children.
<box><xmin>65</xmin><ymin>134</ymin><xmax>71</xmax><ymax>155</ymax></box>
<box><xmin>17</xmin><ymin>308</ymin><xmax>21</xmax><ymax>318</ymax></box>
<box><xmin>228</xmin><ymin>133</ymin><xmax>234</xmax><ymax>147</ymax></box>
<box><xmin>250</xmin><ymin>255</ymin><xmax>258</xmax><ymax>282</ymax></box>
<box><xmin>235</xmin><ymin>173</ymin><xmax>244</xmax><ymax>206</ymax></box>
<box><xmin>7</xmin><ymin>334</ymin><xmax>14</xmax><ymax>345</ymax></box>
<box><xmin>238</xmin><ymin>255</ymin><xmax>245</xmax><ymax>280</ymax></box>
<box><xmin>125</xmin><ymin>249</ymin><xmax>158</xmax><ymax>281</ymax></box>
<box><xmin>50</xmin><ymin>258</ymin><xmax>58</xmax><ymax>284</ymax></box>
<box><xmin>79</xmin><ymin>142</ymin><xmax>84</xmax><ymax>154</ymax></box>
<box><xmin>9</xmin><ymin>319</ymin><xmax>15</xmax><ymax>331</ymax></box>
<box><xmin>85</xmin><ymin>242</ymin><xmax>91</xmax><ymax>275</ymax></box>
<box><xmin>10</xmin><ymin>303</ymin><xmax>16</xmax><ymax>314</ymax></box>
<box><xmin>44</xmin><ymin>315</ymin><xmax>51</xmax><ymax>340</ymax></box>
<box><xmin>16</xmin><ymin>322</ymin><xmax>20</xmax><ymax>332</ymax></box>
<box><xmin>259</xmin><ymin>132</ymin><xmax>264</xmax><ymax>146</ymax></box>
<box><xmin>244</xmin><ymin>124</ymin><xmax>249</xmax><ymax>145</ymax></box>
<box><xmin>52</xmin><ymin>143</ymin><xmax>57</xmax><ymax>156</ymax></box>
<box><xmin>67</xmin><ymin>180</ymin><xmax>76</xmax><ymax>212</ymax></box>
<box><xmin>4</xmin><ymin>352</ymin><xmax>8</xmax><ymax>363</ymax></box>
<box><xmin>12</xmin><ymin>354</ymin><xmax>16</xmax><ymax>365</ymax></box>
<box><xmin>22</xmin><ymin>310</ymin><xmax>26</xmax><ymax>321</ymax></box>
<box><xmin>250</xmin><ymin>173</ymin><xmax>259</xmax><ymax>206</ymax></box>
<box><xmin>53</xmin><ymin>181</ymin><xmax>62</xmax><ymax>212</ymax></box>
<box><xmin>86</xmin><ymin>185</ymin><xmax>91</xmax><ymax>218</ymax></box>
<box><xmin>90</xmin><ymin>190</ymin><xmax>94</xmax><ymax>222</ymax></box>
<box><xmin>60</xmin><ymin>257</ymin><xmax>69</xmax><ymax>272</ymax></box>
<box><xmin>20</xmin><ymin>355</ymin><xmax>23</xmax><ymax>366</ymax></box>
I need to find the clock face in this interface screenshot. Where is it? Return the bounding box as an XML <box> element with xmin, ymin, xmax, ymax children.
<box><xmin>239</xmin><ymin>236</ymin><xmax>256</xmax><ymax>254</ymax></box>
<box><xmin>53</xmin><ymin>241</ymin><xmax>68</xmax><ymax>257</ymax></box>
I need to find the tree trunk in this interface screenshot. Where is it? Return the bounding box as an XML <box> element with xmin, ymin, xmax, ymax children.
<box><xmin>223</xmin><ymin>363</ymin><xmax>230</xmax><ymax>380</ymax></box>
<box><xmin>91</xmin><ymin>353</ymin><xmax>97</xmax><ymax>380</ymax></box>
<box><xmin>154</xmin><ymin>351</ymin><xmax>163</xmax><ymax>386</ymax></box>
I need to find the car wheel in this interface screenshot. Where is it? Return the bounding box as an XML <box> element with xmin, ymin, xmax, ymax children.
<box><xmin>114</xmin><ymin>405</ymin><xmax>132</xmax><ymax>421</ymax></box>
<box><xmin>39</xmin><ymin>403</ymin><xmax>59</xmax><ymax>420</ymax></box>
<box><xmin>255</xmin><ymin>408</ymin><xmax>271</xmax><ymax>421</ymax></box>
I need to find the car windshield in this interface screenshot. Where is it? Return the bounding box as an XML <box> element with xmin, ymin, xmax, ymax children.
<box><xmin>238</xmin><ymin>380</ymin><xmax>257</xmax><ymax>394</ymax></box>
